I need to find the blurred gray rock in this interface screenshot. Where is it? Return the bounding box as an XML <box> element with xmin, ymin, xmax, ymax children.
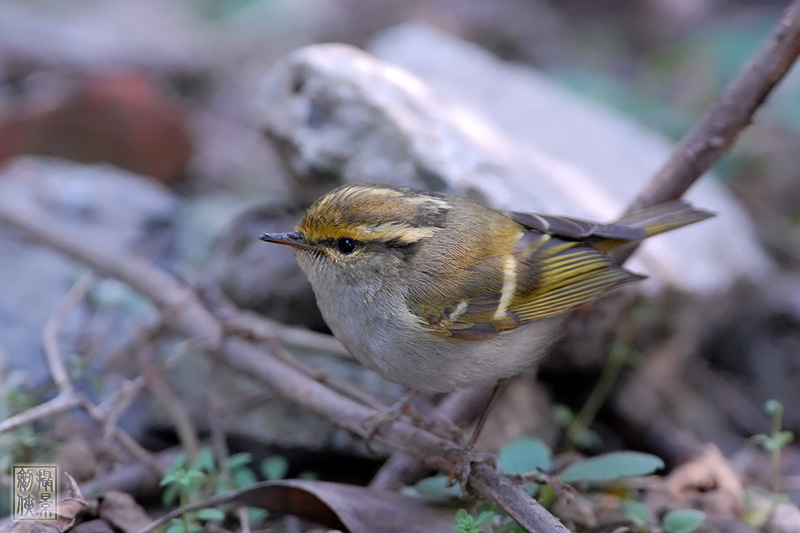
<box><xmin>0</xmin><ymin>157</ymin><xmax>177</xmax><ymax>392</ymax></box>
<box><xmin>201</xmin><ymin>202</ymin><xmax>326</xmax><ymax>331</ymax></box>
<box><xmin>0</xmin><ymin>156</ymin><xmax>400</xmax><ymax>457</ymax></box>
<box><xmin>253</xmin><ymin>23</ymin><xmax>773</xmax><ymax>294</ymax></box>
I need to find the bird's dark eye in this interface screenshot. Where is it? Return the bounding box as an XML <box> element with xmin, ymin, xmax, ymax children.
<box><xmin>337</xmin><ymin>237</ymin><xmax>358</xmax><ymax>254</ymax></box>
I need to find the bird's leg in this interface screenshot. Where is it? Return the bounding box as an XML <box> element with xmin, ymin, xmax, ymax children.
<box><xmin>362</xmin><ymin>389</ymin><xmax>422</xmax><ymax>446</ymax></box>
<box><xmin>445</xmin><ymin>378</ymin><xmax>512</xmax><ymax>493</ymax></box>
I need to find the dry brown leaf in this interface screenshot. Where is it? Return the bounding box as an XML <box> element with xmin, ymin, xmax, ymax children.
<box><xmin>141</xmin><ymin>479</ymin><xmax>456</xmax><ymax>533</ymax></box>
<box><xmin>67</xmin><ymin>520</ymin><xmax>114</xmax><ymax>533</ymax></box>
<box><xmin>0</xmin><ymin>521</ymin><xmax>61</xmax><ymax>533</ymax></box>
<box><xmin>232</xmin><ymin>479</ymin><xmax>456</xmax><ymax>533</ymax></box>
<box><xmin>0</xmin><ymin>474</ymin><xmax>87</xmax><ymax>533</ymax></box>
<box><xmin>96</xmin><ymin>492</ymin><xmax>152</xmax><ymax>533</ymax></box>
<box><xmin>648</xmin><ymin>444</ymin><xmax>744</xmax><ymax>518</ymax></box>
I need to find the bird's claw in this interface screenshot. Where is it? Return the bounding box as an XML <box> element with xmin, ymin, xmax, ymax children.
<box><xmin>444</xmin><ymin>445</ymin><xmax>497</xmax><ymax>496</ymax></box>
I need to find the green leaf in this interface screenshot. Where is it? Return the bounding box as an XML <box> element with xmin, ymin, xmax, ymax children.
<box><xmin>765</xmin><ymin>399</ymin><xmax>782</xmax><ymax>415</ymax></box>
<box><xmin>161</xmin><ymin>483</ymin><xmax>180</xmax><ymax>506</ymax></box>
<box><xmin>498</xmin><ymin>437</ymin><xmax>552</xmax><ymax>474</ymax></box>
<box><xmin>475</xmin><ymin>509</ymin><xmax>495</xmax><ymax>526</ymax></box>
<box><xmin>551</xmin><ymin>404</ymin><xmax>575</xmax><ymax>426</ymax></box>
<box><xmin>569</xmin><ymin>425</ymin><xmax>602</xmax><ymax>450</ymax></box>
<box><xmin>261</xmin><ymin>456</ymin><xmax>289</xmax><ymax>481</ymax></box>
<box><xmin>183</xmin><ymin>470</ymin><xmax>206</xmax><ymax>491</ymax></box>
<box><xmin>225</xmin><ymin>452</ymin><xmax>253</xmax><ymax>472</ymax></box>
<box><xmin>192</xmin><ymin>447</ymin><xmax>215</xmax><ymax>472</ymax></box>
<box><xmin>160</xmin><ymin>471</ymin><xmax>179</xmax><ymax>486</ymax></box>
<box><xmin>774</xmin><ymin>431</ymin><xmax>794</xmax><ymax>448</ymax></box>
<box><xmin>537</xmin><ymin>484</ymin><xmax>557</xmax><ymax>507</ymax></box>
<box><xmin>662</xmin><ymin>509</ymin><xmax>706</xmax><ymax>533</ymax></box>
<box><xmin>196</xmin><ymin>508</ymin><xmax>226</xmax><ymax>522</ymax></box>
<box><xmin>753</xmin><ymin>432</ymin><xmax>794</xmax><ymax>452</ymax></box>
<box><xmin>165</xmin><ymin>521</ymin><xmax>185</xmax><ymax>533</ymax></box>
<box><xmin>233</xmin><ymin>467</ymin><xmax>257</xmax><ymax>488</ymax></box>
<box><xmin>558</xmin><ymin>452</ymin><xmax>665</xmax><ymax>483</ymax></box>
<box><xmin>620</xmin><ymin>499</ymin><xmax>651</xmax><ymax>526</ymax></box>
<box><xmin>410</xmin><ymin>475</ymin><xmax>461</xmax><ymax>498</ymax></box>
<box><xmin>455</xmin><ymin>509</ymin><xmax>478</xmax><ymax>533</ymax></box>
<box><xmin>750</xmin><ymin>434</ymin><xmax>770</xmax><ymax>449</ymax></box>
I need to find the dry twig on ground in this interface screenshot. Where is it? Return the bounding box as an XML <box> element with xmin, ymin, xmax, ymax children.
<box><xmin>1</xmin><ymin>3</ymin><xmax>799</xmax><ymax>531</ymax></box>
<box><xmin>0</xmin><ymin>198</ymin><xmax>569</xmax><ymax>533</ymax></box>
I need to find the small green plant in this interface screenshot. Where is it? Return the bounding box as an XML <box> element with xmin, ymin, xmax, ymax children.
<box><xmin>455</xmin><ymin>508</ymin><xmax>496</xmax><ymax>533</ymax></box>
<box><xmin>662</xmin><ymin>509</ymin><xmax>707</xmax><ymax>533</ymax></box>
<box><xmin>64</xmin><ymin>352</ymin><xmax>103</xmax><ymax>394</ymax></box>
<box><xmin>557</xmin><ymin>451</ymin><xmax>664</xmax><ymax>483</ymax></box>
<box><xmin>432</xmin><ymin>437</ymin><xmax>670</xmax><ymax>532</ymax></box>
<box><xmin>160</xmin><ymin>454</ymin><xmax>209</xmax><ymax>533</ymax></box>
<box><xmin>551</xmin><ymin>404</ymin><xmax>600</xmax><ymax>449</ymax></box>
<box><xmin>742</xmin><ymin>488</ymin><xmax>790</xmax><ymax>528</ymax></box>
<box><xmin>261</xmin><ymin>455</ymin><xmax>289</xmax><ymax>481</ymax></box>
<box><xmin>557</xmin><ymin>338</ymin><xmax>638</xmax><ymax>450</ymax></box>
<box><xmin>751</xmin><ymin>399</ymin><xmax>794</xmax><ymax>493</ymax></box>
<box><xmin>0</xmin><ymin>377</ymin><xmax>56</xmax><ymax>475</ymax></box>
<box><xmin>160</xmin><ymin>447</ymin><xmax>287</xmax><ymax>532</ymax></box>
<box><xmin>620</xmin><ymin>501</ymin><xmax>706</xmax><ymax>532</ymax></box>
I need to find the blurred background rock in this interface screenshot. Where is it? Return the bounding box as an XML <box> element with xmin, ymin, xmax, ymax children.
<box><xmin>0</xmin><ymin>0</ymin><xmax>798</xmax><ymax>510</ymax></box>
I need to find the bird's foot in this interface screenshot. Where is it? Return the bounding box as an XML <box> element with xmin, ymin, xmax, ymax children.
<box><xmin>445</xmin><ymin>444</ymin><xmax>497</xmax><ymax>496</ymax></box>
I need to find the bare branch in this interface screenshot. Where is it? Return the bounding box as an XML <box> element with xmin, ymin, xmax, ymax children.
<box><xmin>0</xmin><ymin>392</ymin><xmax>83</xmax><ymax>434</ymax></box>
<box><xmin>633</xmin><ymin>0</ymin><xmax>800</xmax><ymax>211</ymax></box>
<box><xmin>614</xmin><ymin>0</ymin><xmax>800</xmax><ymax>265</ymax></box>
<box><xmin>0</xmin><ymin>194</ymin><xmax>569</xmax><ymax>533</ymax></box>
<box><xmin>42</xmin><ymin>275</ymin><xmax>95</xmax><ymax>394</ymax></box>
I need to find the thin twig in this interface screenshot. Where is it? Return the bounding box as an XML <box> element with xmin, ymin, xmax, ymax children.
<box><xmin>207</xmin><ymin>390</ymin><xmax>251</xmax><ymax>533</ymax></box>
<box><xmin>1</xmin><ymin>268</ymin><xmax>164</xmax><ymax>476</ymax></box>
<box><xmin>0</xmin><ymin>392</ymin><xmax>83</xmax><ymax>434</ymax></box>
<box><xmin>0</xmin><ymin>199</ymin><xmax>569</xmax><ymax>533</ymax></box>
<box><xmin>97</xmin><ymin>376</ymin><xmax>146</xmax><ymax>445</ymax></box>
<box><xmin>201</xmin><ymin>282</ymin><xmax>348</xmax><ymax>358</ymax></box>
<box><xmin>374</xmin><ymin>0</ymin><xmax>800</xmax><ymax>495</ymax></box>
<box><xmin>4</xmin><ymin>7</ymin><xmax>798</xmax><ymax>528</ymax></box>
<box><xmin>79</xmin><ymin>396</ymin><xmax>164</xmax><ymax>477</ymax></box>
<box><xmin>43</xmin><ymin>274</ymin><xmax>95</xmax><ymax>394</ymax></box>
<box><xmin>265</xmin><ymin>337</ymin><xmax>386</xmax><ymax>411</ymax></box>
<box><xmin>639</xmin><ymin>0</ymin><xmax>800</xmax><ymax>208</ymax></box>
<box><xmin>222</xmin><ymin>337</ymin><xmax>568</xmax><ymax>532</ymax></box>
<box><xmin>205</xmin><ymin>281</ymin><xmax>384</xmax><ymax>409</ymax></box>
<box><xmin>78</xmin><ymin>447</ymin><xmax>180</xmax><ymax>497</ymax></box>
<box><xmin>138</xmin><ymin>342</ymin><xmax>200</xmax><ymax>463</ymax></box>
<box><xmin>369</xmin><ymin>385</ymin><xmax>495</xmax><ymax>490</ymax></box>
<box><xmin>208</xmin><ymin>390</ymin><xmax>231</xmax><ymax>473</ymax></box>
<box><xmin>135</xmin><ymin>483</ymin><xmax>260</xmax><ymax>533</ymax></box>
<box><xmin>615</xmin><ymin>0</ymin><xmax>800</xmax><ymax>264</ymax></box>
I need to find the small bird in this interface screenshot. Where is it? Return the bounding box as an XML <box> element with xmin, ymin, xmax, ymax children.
<box><xmin>261</xmin><ymin>184</ymin><xmax>712</xmax><ymax>482</ymax></box>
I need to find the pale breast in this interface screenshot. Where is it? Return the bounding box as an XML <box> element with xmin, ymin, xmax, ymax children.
<box><xmin>345</xmin><ymin>304</ymin><xmax>567</xmax><ymax>393</ymax></box>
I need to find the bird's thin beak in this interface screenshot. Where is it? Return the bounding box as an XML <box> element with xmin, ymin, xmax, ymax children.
<box><xmin>259</xmin><ymin>231</ymin><xmax>313</xmax><ymax>250</ymax></box>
